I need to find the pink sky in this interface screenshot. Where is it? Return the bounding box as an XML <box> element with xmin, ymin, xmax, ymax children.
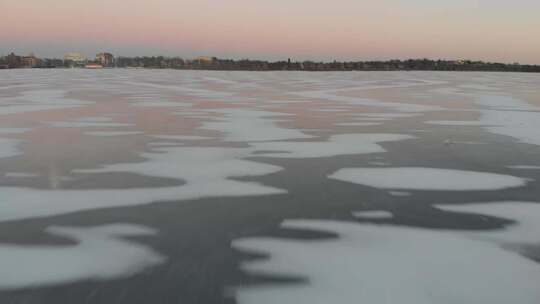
<box><xmin>2</xmin><ymin>0</ymin><xmax>540</xmax><ymax>63</ymax></box>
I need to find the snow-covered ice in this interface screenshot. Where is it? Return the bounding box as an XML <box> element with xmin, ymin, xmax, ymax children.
<box><xmin>200</xmin><ymin>109</ymin><xmax>311</xmax><ymax>142</ymax></box>
<box><xmin>0</xmin><ymin>138</ymin><xmax>23</xmax><ymax>159</ymax></box>
<box><xmin>0</xmin><ymin>224</ymin><xmax>165</xmax><ymax>290</ymax></box>
<box><xmin>232</xmin><ymin>219</ymin><xmax>540</xmax><ymax>304</ymax></box>
<box><xmin>329</xmin><ymin>167</ymin><xmax>528</xmax><ymax>191</ymax></box>
<box><xmin>352</xmin><ymin>210</ymin><xmax>393</xmax><ymax>219</ymax></box>
<box><xmin>251</xmin><ymin>134</ymin><xmax>414</xmax><ymax>158</ymax></box>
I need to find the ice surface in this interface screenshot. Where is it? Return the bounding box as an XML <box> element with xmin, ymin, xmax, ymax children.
<box><xmin>358</xmin><ymin>113</ymin><xmax>420</xmax><ymax>118</ymax></box>
<box><xmin>232</xmin><ymin>219</ymin><xmax>540</xmax><ymax>304</ymax></box>
<box><xmin>425</xmin><ymin>120</ymin><xmax>488</xmax><ymax>126</ymax></box>
<box><xmin>355</xmin><ymin>117</ymin><xmax>392</xmax><ymax>121</ymax></box>
<box><xmin>200</xmin><ymin>109</ymin><xmax>311</xmax><ymax>142</ymax></box>
<box><xmin>49</xmin><ymin>121</ymin><xmax>134</xmax><ymax>128</ymax></box>
<box><xmin>507</xmin><ymin>165</ymin><xmax>540</xmax><ymax>170</ymax></box>
<box><xmin>2</xmin><ymin>71</ymin><xmax>540</xmax><ymax>298</ymax></box>
<box><xmin>0</xmin><ymin>146</ymin><xmax>285</xmax><ymax>222</ymax></box>
<box><xmin>296</xmin><ymin>90</ymin><xmax>442</xmax><ymax>113</ymax></box>
<box><xmin>122</xmin><ymin>80</ymin><xmax>235</xmax><ymax>99</ymax></box>
<box><xmin>0</xmin><ymin>128</ymin><xmax>30</xmax><ymax>134</ymax></box>
<box><xmin>152</xmin><ymin>135</ymin><xmax>210</xmax><ymax>141</ymax></box>
<box><xmin>4</xmin><ymin>172</ymin><xmax>39</xmax><ymax>178</ymax></box>
<box><xmin>427</xmin><ymin>90</ymin><xmax>540</xmax><ymax>147</ymax></box>
<box><xmin>76</xmin><ymin>116</ymin><xmax>113</xmax><ymax>122</ymax></box>
<box><xmin>85</xmin><ymin>131</ymin><xmax>143</xmax><ymax>137</ymax></box>
<box><xmin>251</xmin><ymin>134</ymin><xmax>414</xmax><ymax>158</ymax></box>
<box><xmin>481</xmin><ymin>110</ymin><xmax>540</xmax><ymax>146</ymax></box>
<box><xmin>352</xmin><ymin>210</ymin><xmax>393</xmax><ymax>219</ymax></box>
<box><xmin>0</xmin><ymin>138</ymin><xmax>22</xmax><ymax>159</ymax></box>
<box><xmin>388</xmin><ymin>191</ymin><xmax>412</xmax><ymax>196</ymax></box>
<box><xmin>329</xmin><ymin>167</ymin><xmax>528</xmax><ymax>190</ymax></box>
<box><xmin>334</xmin><ymin>122</ymin><xmax>382</xmax><ymax>127</ymax></box>
<box><xmin>436</xmin><ymin>202</ymin><xmax>540</xmax><ymax>245</ymax></box>
<box><xmin>130</xmin><ymin>101</ymin><xmax>190</xmax><ymax>107</ymax></box>
<box><xmin>0</xmin><ymin>224</ymin><xmax>165</xmax><ymax>289</ymax></box>
<box><xmin>0</xmin><ymin>90</ymin><xmax>92</xmax><ymax>115</ymax></box>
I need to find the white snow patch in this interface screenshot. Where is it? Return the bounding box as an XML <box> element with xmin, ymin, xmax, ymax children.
<box><xmin>481</xmin><ymin>110</ymin><xmax>540</xmax><ymax>146</ymax></box>
<box><xmin>4</xmin><ymin>172</ymin><xmax>39</xmax><ymax>178</ymax></box>
<box><xmin>425</xmin><ymin>120</ymin><xmax>488</xmax><ymax>126</ymax></box>
<box><xmin>151</xmin><ymin>135</ymin><xmax>210</xmax><ymax>141</ymax></box>
<box><xmin>0</xmin><ymin>128</ymin><xmax>30</xmax><ymax>134</ymax></box>
<box><xmin>296</xmin><ymin>90</ymin><xmax>442</xmax><ymax>113</ymax></box>
<box><xmin>48</xmin><ymin>121</ymin><xmax>134</xmax><ymax>128</ymax></box>
<box><xmin>430</xmin><ymin>90</ymin><xmax>540</xmax><ymax>147</ymax></box>
<box><xmin>0</xmin><ymin>90</ymin><xmax>92</xmax><ymax>115</ymax></box>
<box><xmin>85</xmin><ymin>131</ymin><xmax>143</xmax><ymax>137</ymax></box>
<box><xmin>367</xmin><ymin>161</ymin><xmax>388</xmax><ymax>166</ymax></box>
<box><xmin>436</xmin><ymin>202</ymin><xmax>540</xmax><ymax>245</ymax></box>
<box><xmin>251</xmin><ymin>134</ymin><xmax>414</xmax><ymax>158</ymax></box>
<box><xmin>232</xmin><ymin>219</ymin><xmax>540</xmax><ymax>304</ymax></box>
<box><xmin>148</xmin><ymin>142</ymin><xmax>184</xmax><ymax>147</ymax></box>
<box><xmin>353</xmin><ymin>117</ymin><xmax>392</xmax><ymax>121</ymax></box>
<box><xmin>352</xmin><ymin>210</ymin><xmax>393</xmax><ymax>219</ymax></box>
<box><xmin>200</xmin><ymin>109</ymin><xmax>311</xmax><ymax>142</ymax></box>
<box><xmin>130</xmin><ymin>101</ymin><xmax>190</xmax><ymax>107</ymax></box>
<box><xmin>334</xmin><ymin>122</ymin><xmax>381</xmax><ymax>127</ymax></box>
<box><xmin>0</xmin><ymin>138</ymin><xmax>23</xmax><ymax>159</ymax></box>
<box><xmin>0</xmin><ymin>146</ymin><xmax>285</xmax><ymax>222</ymax></box>
<box><xmin>0</xmin><ymin>224</ymin><xmax>165</xmax><ymax>290</ymax></box>
<box><xmin>329</xmin><ymin>167</ymin><xmax>528</xmax><ymax>191</ymax></box>
<box><xmin>507</xmin><ymin>165</ymin><xmax>540</xmax><ymax>170</ymax></box>
<box><xmin>358</xmin><ymin>113</ymin><xmax>419</xmax><ymax>118</ymax></box>
<box><xmin>389</xmin><ymin>191</ymin><xmax>412</xmax><ymax>197</ymax></box>
<box><xmin>76</xmin><ymin>116</ymin><xmax>113</xmax><ymax>122</ymax></box>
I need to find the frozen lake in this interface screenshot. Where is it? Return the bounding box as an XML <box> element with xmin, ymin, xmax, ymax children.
<box><xmin>1</xmin><ymin>69</ymin><xmax>540</xmax><ymax>303</ymax></box>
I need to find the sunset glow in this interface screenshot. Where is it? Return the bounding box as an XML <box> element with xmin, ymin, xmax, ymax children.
<box><xmin>2</xmin><ymin>0</ymin><xmax>540</xmax><ymax>63</ymax></box>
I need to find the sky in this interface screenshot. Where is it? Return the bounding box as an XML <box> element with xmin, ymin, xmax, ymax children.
<box><xmin>1</xmin><ymin>0</ymin><xmax>539</xmax><ymax>64</ymax></box>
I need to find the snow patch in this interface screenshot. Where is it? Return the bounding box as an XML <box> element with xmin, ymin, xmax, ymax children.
<box><xmin>329</xmin><ymin>167</ymin><xmax>528</xmax><ymax>191</ymax></box>
<box><xmin>0</xmin><ymin>146</ymin><xmax>285</xmax><ymax>222</ymax></box>
<box><xmin>352</xmin><ymin>210</ymin><xmax>393</xmax><ymax>219</ymax></box>
<box><xmin>200</xmin><ymin>109</ymin><xmax>311</xmax><ymax>142</ymax></box>
<box><xmin>0</xmin><ymin>224</ymin><xmax>165</xmax><ymax>290</ymax></box>
<box><xmin>85</xmin><ymin>131</ymin><xmax>143</xmax><ymax>137</ymax></box>
<box><xmin>232</xmin><ymin>219</ymin><xmax>540</xmax><ymax>304</ymax></box>
<box><xmin>251</xmin><ymin>134</ymin><xmax>414</xmax><ymax>158</ymax></box>
<box><xmin>0</xmin><ymin>138</ymin><xmax>23</xmax><ymax>159</ymax></box>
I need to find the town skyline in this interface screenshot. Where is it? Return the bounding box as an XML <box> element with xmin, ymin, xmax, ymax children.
<box><xmin>2</xmin><ymin>48</ymin><xmax>539</xmax><ymax>67</ymax></box>
<box><xmin>2</xmin><ymin>50</ymin><xmax>539</xmax><ymax>72</ymax></box>
<box><xmin>2</xmin><ymin>0</ymin><xmax>540</xmax><ymax>65</ymax></box>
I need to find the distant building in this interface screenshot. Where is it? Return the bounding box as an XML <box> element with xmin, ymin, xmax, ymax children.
<box><xmin>6</xmin><ymin>53</ymin><xmax>22</xmax><ymax>68</ymax></box>
<box><xmin>196</xmin><ymin>56</ymin><xmax>216</xmax><ymax>65</ymax></box>
<box><xmin>64</xmin><ymin>52</ymin><xmax>87</xmax><ymax>67</ymax></box>
<box><xmin>96</xmin><ymin>52</ymin><xmax>115</xmax><ymax>67</ymax></box>
<box><xmin>21</xmin><ymin>53</ymin><xmax>40</xmax><ymax>68</ymax></box>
